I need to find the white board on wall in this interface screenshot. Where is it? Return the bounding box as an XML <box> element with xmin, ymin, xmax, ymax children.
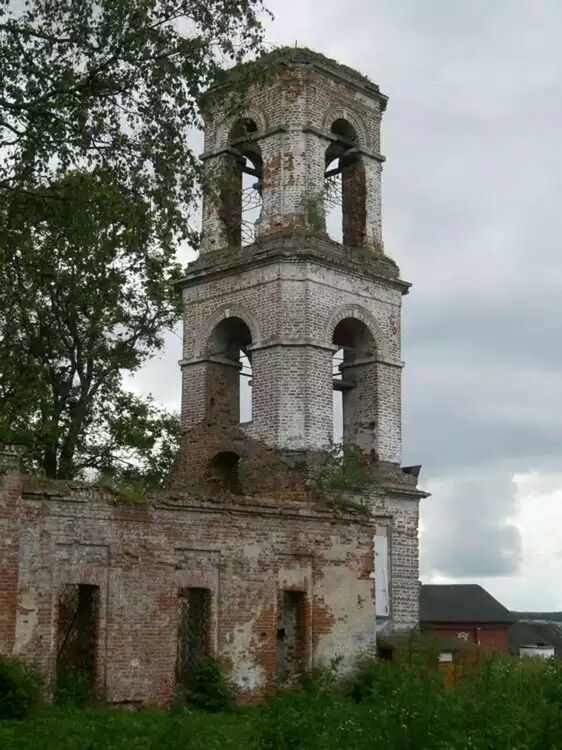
<box><xmin>374</xmin><ymin>529</ymin><xmax>390</xmax><ymax>618</ymax></box>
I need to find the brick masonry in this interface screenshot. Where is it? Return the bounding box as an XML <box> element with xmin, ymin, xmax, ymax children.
<box><xmin>0</xmin><ymin>49</ymin><xmax>426</xmax><ymax>706</ymax></box>
<box><xmin>0</xmin><ymin>470</ymin><xmax>377</xmax><ymax>705</ymax></box>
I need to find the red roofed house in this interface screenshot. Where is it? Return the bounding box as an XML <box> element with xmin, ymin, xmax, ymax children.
<box><xmin>420</xmin><ymin>584</ymin><xmax>514</xmax><ymax>653</ymax></box>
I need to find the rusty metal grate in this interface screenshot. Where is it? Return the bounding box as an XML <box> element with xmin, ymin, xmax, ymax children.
<box><xmin>56</xmin><ymin>584</ymin><xmax>99</xmax><ymax>685</ymax></box>
<box><xmin>241</xmin><ymin>183</ymin><xmax>262</xmax><ymax>246</ymax></box>
<box><xmin>176</xmin><ymin>588</ymin><xmax>211</xmax><ymax>688</ymax></box>
<box><xmin>324</xmin><ymin>172</ymin><xmax>342</xmax><ymax>208</ymax></box>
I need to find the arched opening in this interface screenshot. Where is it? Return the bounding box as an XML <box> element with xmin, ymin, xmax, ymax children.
<box><xmin>324</xmin><ymin>119</ymin><xmax>367</xmax><ymax>247</ymax></box>
<box><xmin>332</xmin><ymin>318</ymin><xmax>377</xmax><ymax>450</ymax></box>
<box><xmin>220</xmin><ymin>118</ymin><xmax>263</xmax><ymax>247</ymax></box>
<box><xmin>206</xmin><ymin>316</ymin><xmax>253</xmax><ymax>425</ymax></box>
<box><xmin>207</xmin><ymin>451</ymin><xmax>242</xmax><ymax>494</ymax></box>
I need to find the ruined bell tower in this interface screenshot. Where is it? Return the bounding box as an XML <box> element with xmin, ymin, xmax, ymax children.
<box><xmin>174</xmin><ymin>47</ymin><xmax>425</xmax><ymax>632</ymax></box>
<box><xmin>0</xmin><ymin>48</ymin><xmax>426</xmax><ymax>706</ymax></box>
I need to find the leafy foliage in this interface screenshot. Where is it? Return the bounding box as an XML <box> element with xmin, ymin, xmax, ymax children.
<box><xmin>0</xmin><ymin>171</ymin><xmax>181</xmax><ymax>480</ymax></box>
<box><xmin>180</xmin><ymin>656</ymin><xmax>237</xmax><ymax>713</ymax></box>
<box><xmin>0</xmin><ymin>0</ymin><xmax>268</xmax><ymax>222</ymax></box>
<box><xmin>309</xmin><ymin>444</ymin><xmax>372</xmax><ymax>513</ymax></box>
<box><xmin>0</xmin><ymin>656</ymin><xmax>42</xmax><ymax>721</ymax></box>
<box><xmin>0</xmin><ymin>0</ymin><xmax>269</xmax><ymax>481</ymax></box>
<box><xmin>53</xmin><ymin>667</ymin><xmax>93</xmax><ymax>709</ymax></box>
<box><xmin>254</xmin><ymin>654</ymin><xmax>562</xmax><ymax>750</ymax></box>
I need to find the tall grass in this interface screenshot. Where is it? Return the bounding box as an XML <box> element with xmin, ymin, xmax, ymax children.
<box><xmin>1</xmin><ymin>652</ymin><xmax>561</xmax><ymax>749</ymax></box>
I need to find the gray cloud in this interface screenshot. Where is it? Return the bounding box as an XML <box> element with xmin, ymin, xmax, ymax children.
<box><xmin>421</xmin><ymin>473</ymin><xmax>523</xmax><ymax>578</ymax></box>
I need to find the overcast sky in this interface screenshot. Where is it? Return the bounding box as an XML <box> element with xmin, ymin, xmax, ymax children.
<box><xmin>133</xmin><ymin>0</ymin><xmax>562</xmax><ymax>611</ymax></box>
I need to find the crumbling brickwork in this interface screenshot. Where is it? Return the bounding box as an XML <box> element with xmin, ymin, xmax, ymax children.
<box><xmin>0</xmin><ymin>466</ymin><xmax>376</xmax><ymax>705</ymax></box>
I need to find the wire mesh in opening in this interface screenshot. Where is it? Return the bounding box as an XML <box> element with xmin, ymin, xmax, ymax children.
<box><xmin>176</xmin><ymin>588</ymin><xmax>211</xmax><ymax>689</ymax></box>
<box><xmin>56</xmin><ymin>584</ymin><xmax>99</xmax><ymax>689</ymax></box>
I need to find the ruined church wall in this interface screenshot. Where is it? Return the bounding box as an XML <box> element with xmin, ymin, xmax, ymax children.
<box><xmin>1</xmin><ymin>475</ymin><xmax>376</xmax><ymax>706</ymax></box>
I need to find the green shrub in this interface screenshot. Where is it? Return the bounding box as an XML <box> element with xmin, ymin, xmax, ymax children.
<box><xmin>0</xmin><ymin>656</ymin><xmax>42</xmax><ymax>720</ymax></box>
<box><xmin>181</xmin><ymin>656</ymin><xmax>237</xmax><ymax>712</ymax></box>
<box><xmin>297</xmin><ymin>656</ymin><xmax>342</xmax><ymax>696</ymax></box>
<box><xmin>255</xmin><ymin>651</ymin><xmax>562</xmax><ymax>750</ymax></box>
<box><xmin>54</xmin><ymin>666</ymin><xmax>94</xmax><ymax>708</ymax></box>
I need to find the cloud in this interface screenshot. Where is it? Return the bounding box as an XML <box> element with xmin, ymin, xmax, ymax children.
<box><xmin>425</xmin><ymin>470</ymin><xmax>562</xmax><ymax>610</ymax></box>
<box><xmin>420</xmin><ymin>471</ymin><xmax>522</xmax><ymax>578</ymax></box>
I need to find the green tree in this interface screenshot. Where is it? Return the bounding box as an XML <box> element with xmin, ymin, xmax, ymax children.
<box><xmin>0</xmin><ymin>0</ymin><xmax>269</xmax><ymax>480</ymax></box>
<box><xmin>0</xmin><ymin>170</ymin><xmax>182</xmax><ymax>479</ymax></box>
<box><xmin>0</xmin><ymin>0</ymin><xmax>268</xmax><ymax>223</ymax></box>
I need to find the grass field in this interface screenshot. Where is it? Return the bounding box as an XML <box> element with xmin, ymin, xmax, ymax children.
<box><xmin>0</xmin><ymin>706</ymin><xmax>255</xmax><ymax>750</ymax></box>
<box><xmin>1</xmin><ymin>655</ymin><xmax>561</xmax><ymax>749</ymax></box>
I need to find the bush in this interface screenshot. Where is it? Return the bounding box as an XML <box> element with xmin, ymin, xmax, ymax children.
<box><xmin>0</xmin><ymin>656</ymin><xmax>42</xmax><ymax>720</ymax></box>
<box><xmin>54</xmin><ymin>666</ymin><xmax>94</xmax><ymax>708</ymax></box>
<box><xmin>254</xmin><ymin>651</ymin><xmax>562</xmax><ymax>750</ymax></box>
<box><xmin>181</xmin><ymin>656</ymin><xmax>237</xmax><ymax>712</ymax></box>
<box><xmin>255</xmin><ymin>659</ymin><xmax>356</xmax><ymax>750</ymax></box>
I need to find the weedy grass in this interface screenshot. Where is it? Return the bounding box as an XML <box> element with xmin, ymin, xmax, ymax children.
<box><xmin>1</xmin><ymin>654</ymin><xmax>561</xmax><ymax>749</ymax></box>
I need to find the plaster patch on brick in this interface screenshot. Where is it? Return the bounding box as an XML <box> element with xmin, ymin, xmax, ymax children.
<box><xmin>14</xmin><ymin>589</ymin><xmax>38</xmax><ymax>655</ymax></box>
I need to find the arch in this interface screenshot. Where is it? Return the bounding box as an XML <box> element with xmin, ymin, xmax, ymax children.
<box><xmin>216</xmin><ymin>114</ymin><xmax>265</xmax><ymax>247</ymax></box>
<box><xmin>199</xmin><ymin>312</ymin><xmax>255</xmax><ymax>426</ymax></box>
<box><xmin>321</xmin><ymin>108</ymin><xmax>368</xmax><ymax>150</ymax></box>
<box><xmin>195</xmin><ymin>304</ymin><xmax>262</xmax><ymax>358</ymax></box>
<box><xmin>325</xmin><ymin>304</ymin><xmax>389</xmax><ymax>359</ymax></box>
<box><xmin>207</xmin><ymin>451</ymin><xmax>243</xmax><ymax>494</ymax></box>
<box><xmin>217</xmin><ymin>108</ymin><xmax>268</xmax><ymax>149</ymax></box>
<box><xmin>331</xmin><ymin>118</ymin><xmax>358</xmax><ymax>145</ymax></box>
<box><xmin>323</xmin><ymin>112</ymin><xmax>368</xmax><ymax>247</ymax></box>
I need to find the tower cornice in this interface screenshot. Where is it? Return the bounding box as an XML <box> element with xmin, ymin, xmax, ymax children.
<box><xmin>177</xmin><ymin>234</ymin><xmax>411</xmax><ymax>295</ymax></box>
<box><xmin>206</xmin><ymin>46</ymin><xmax>388</xmax><ymax>111</ymax></box>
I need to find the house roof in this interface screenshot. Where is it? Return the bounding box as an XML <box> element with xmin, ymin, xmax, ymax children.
<box><xmin>420</xmin><ymin>584</ymin><xmax>514</xmax><ymax>624</ymax></box>
<box><xmin>509</xmin><ymin>620</ymin><xmax>562</xmax><ymax>658</ymax></box>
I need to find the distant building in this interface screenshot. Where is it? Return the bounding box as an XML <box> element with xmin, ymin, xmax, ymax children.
<box><xmin>509</xmin><ymin>618</ymin><xmax>562</xmax><ymax>659</ymax></box>
<box><xmin>420</xmin><ymin>584</ymin><xmax>514</xmax><ymax>652</ymax></box>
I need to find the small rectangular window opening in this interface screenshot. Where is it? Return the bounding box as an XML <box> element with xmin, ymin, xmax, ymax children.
<box><xmin>276</xmin><ymin>590</ymin><xmax>308</xmax><ymax>682</ymax></box>
<box><xmin>176</xmin><ymin>588</ymin><xmax>211</xmax><ymax>689</ymax></box>
<box><xmin>56</xmin><ymin>584</ymin><xmax>99</xmax><ymax>692</ymax></box>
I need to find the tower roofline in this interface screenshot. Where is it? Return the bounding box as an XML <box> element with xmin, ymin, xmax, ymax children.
<box><xmin>207</xmin><ymin>46</ymin><xmax>388</xmax><ymax>111</ymax></box>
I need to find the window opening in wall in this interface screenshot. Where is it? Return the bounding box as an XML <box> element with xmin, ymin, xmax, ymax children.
<box><xmin>374</xmin><ymin>527</ymin><xmax>390</xmax><ymax>618</ymax></box>
<box><xmin>332</xmin><ymin>347</ymin><xmax>344</xmax><ymax>446</ymax></box>
<box><xmin>207</xmin><ymin>317</ymin><xmax>252</xmax><ymax>425</ymax></box>
<box><xmin>324</xmin><ymin>119</ymin><xmax>366</xmax><ymax>247</ymax></box>
<box><xmin>208</xmin><ymin>451</ymin><xmax>242</xmax><ymax>494</ymax></box>
<box><xmin>324</xmin><ymin>156</ymin><xmax>343</xmax><ymax>243</ymax></box>
<box><xmin>239</xmin><ymin>350</ymin><xmax>253</xmax><ymax>423</ymax></box>
<box><xmin>176</xmin><ymin>588</ymin><xmax>211</xmax><ymax>689</ymax></box>
<box><xmin>241</xmin><ymin>161</ymin><xmax>262</xmax><ymax>246</ymax></box>
<box><xmin>56</xmin><ymin>584</ymin><xmax>99</xmax><ymax>691</ymax></box>
<box><xmin>332</xmin><ymin>318</ymin><xmax>376</xmax><ymax>449</ymax></box>
<box><xmin>276</xmin><ymin>590</ymin><xmax>308</xmax><ymax>682</ymax></box>
<box><xmin>221</xmin><ymin>118</ymin><xmax>262</xmax><ymax>248</ymax></box>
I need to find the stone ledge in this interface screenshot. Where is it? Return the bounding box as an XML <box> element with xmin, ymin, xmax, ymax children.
<box><xmin>178</xmin><ymin>233</ymin><xmax>410</xmax><ymax>294</ymax></box>
<box><xmin>20</xmin><ymin>483</ymin><xmax>372</xmax><ymax>525</ymax></box>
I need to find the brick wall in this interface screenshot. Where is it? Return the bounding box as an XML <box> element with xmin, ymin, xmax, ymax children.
<box><xmin>1</xmin><ymin>473</ymin><xmax>376</xmax><ymax>706</ymax></box>
<box><xmin>180</xmin><ymin>253</ymin><xmax>405</xmax><ymax>461</ymax></box>
<box><xmin>423</xmin><ymin>625</ymin><xmax>511</xmax><ymax>653</ymax></box>
<box><xmin>0</xmin><ymin>447</ymin><xmax>23</xmax><ymax>656</ymax></box>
